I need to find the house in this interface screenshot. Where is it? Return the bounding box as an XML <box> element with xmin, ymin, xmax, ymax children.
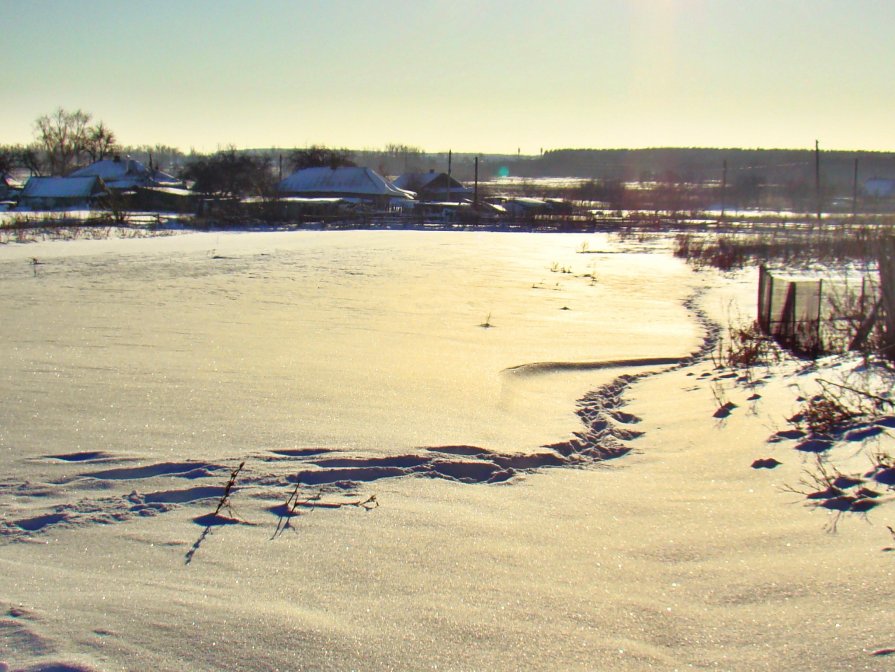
<box><xmin>0</xmin><ymin>174</ymin><xmax>23</xmax><ymax>204</ymax></box>
<box><xmin>494</xmin><ymin>197</ymin><xmax>551</xmax><ymax>218</ymax></box>
<box><xmin>392</xmin><ymin>171</ymin><xmax>472</xmax><ymax>202</ymax></box>
<box><xmin>131</xmin><ymin>186</ymin><xmax>199</xmax><ymax>213</ymax></box>
<box><xmin>277</xmin><ymin>166</ymin><xmax>413</xmax><ymax>208</ymax></box>
<box><xmin>69</xmin><ymin>155</ymin><xmax>184</xmax><ymax>191</ymax></box>
<box><xmin>19</xmin><ymin>176</ymin><xmax>108</xmax><ymax>210</ymax></box>
<box><xmin>864</xmin><ymin>178</ymin><xmax>895</xmax><ymax>199</ymax></box>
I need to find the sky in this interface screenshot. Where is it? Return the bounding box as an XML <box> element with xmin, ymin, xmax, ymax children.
<box><xmin>3</xmin><ymin>0</ymin><xmax>895</xmax><ymax>154</ymax></box>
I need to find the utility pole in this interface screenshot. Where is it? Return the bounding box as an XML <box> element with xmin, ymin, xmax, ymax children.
<box><xmin>720</xmin><ymin>159</ymin><xmax>727</xmax><ymax>222</ymax></box>
<box><xmin>474</xmin><ymin>156</ymin><xmax>479</xmax><ymax>208</ymax></box>
<box><xmin>446</xmin><ymin>149</ymin><xmax>452</xmax><ymax>202</ymax></box>
<box><xmin>815</xmin><ymin>140</ymin><xmax>822</xmax><ymax>224</ymax></box>
<box><xmin>852</xmin><ymin>157</ymin><xmax>859</xmax><ymax>218</ymax></box>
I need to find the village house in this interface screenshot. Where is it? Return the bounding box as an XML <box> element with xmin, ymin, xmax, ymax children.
<box><xmin>0</xmin><ymin>173</ymin><xmax>23</xmax><ymax>204</ymax></box>
<box><xmin>70</xmin><ymin>155</ymin><xmax>184</xmax><ymax>191</ymax></box>
<box><xmin>69</xmin><ymin>156</ymin><xmax>194</xmax><ymax>212</ymax></box>
<box><xmin>18</xmin><ymin>176</ymin><xmax>108</xmax><ymax>210</ymax></box>
<box><xmin>392</xmin><ymin>171</ymin><xmax>473</xmax><ymax>202</ymax></box>
<box><xmin>277</xmin><ymin>166</ymin><xmax>414</xmax><ymax>208</ymax></box>
<box><xmin>864</xmin><ymin>177</ymin><xmax>895</xmax><ymax>199</ymax></box>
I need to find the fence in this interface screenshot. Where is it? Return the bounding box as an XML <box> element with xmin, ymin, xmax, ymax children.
<box><xmin>757</xmin><ymin>266</ymin><xmax>825</xmax><ymax>355</ymax></box>
<box><xmin>757</xmin><ymin>266</ymin><xmax>881</xmax><ymax>356</ymax></box>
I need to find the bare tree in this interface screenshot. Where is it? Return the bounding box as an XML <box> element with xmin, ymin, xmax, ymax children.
<box><xmin>181</xmin><ymin>147</ymin><xmax>274</xmax><ymax>198</ymax></box>
<box><xmin>33</xmin><ymin>108</ymin><xmax>120</xmax><ymax>175</ymax></box>
<box><xmin>17</xmin><ymin>144</ymin><xmax>46</xmax><ymax>176</ymax></box>
<box><xmin>0</xmin><ymin>147</ymin><xmax>13</xmax><ymax>176</ymax></box>
<box><xmin>84</xmin><ymin>121</ymin><xmax>118</xmax><ymax>162</ymax></box>
<box><xmin>288</xmin><ymin>145</ymin><xmax>355</xmax><ymax>171</ymax></box>
<box><xmin>35</xmin><ymin>108</ymin><xmax>93</xmax><ymax>175</ymax></box>
<box><xmin>0</xmin><ymin>143</ymin><xmax>46</xmax><ymax>175</ymax></box>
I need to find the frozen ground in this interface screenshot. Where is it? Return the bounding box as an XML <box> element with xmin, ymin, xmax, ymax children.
<box><xmin>0</xmin><ymin>231</ymin><xmax>892</xmax><ymax>671</ymax></box>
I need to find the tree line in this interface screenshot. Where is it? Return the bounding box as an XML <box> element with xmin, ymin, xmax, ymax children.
<box><xmin>2</xmin><ymin>109</ymin><xmax>436</xmax><ymax>199</ymax></box>
<box><xmin>5</xmin><ymin>107</ymin><xmax>895</xmax><ymax>212</ymax></box>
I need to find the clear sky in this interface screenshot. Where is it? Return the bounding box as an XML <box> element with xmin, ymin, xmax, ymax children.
<box><xmin>3</xmin><ymin>0</ymin><xmax>894</xmax><ymax>154</ymax></box>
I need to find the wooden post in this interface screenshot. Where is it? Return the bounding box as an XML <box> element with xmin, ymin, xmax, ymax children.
<box><xmin>721</xmin><ymin>159</ymin><xmax>727</xmax><ymax>222</ymax></box>
<box><xmin>446</xmin><ymin>149</ymin><xmax>452</xmax><ymax>202</ymax></box>
<box><xmin>879</xmin><ymin>236</ymin><xmax>895</xmax><ymax>359</ymax></box>
<box><xmin>474</xmin><ymin>156</ymin><xmax>479</xmax><ymax>208</ymax></box>
<box><xmin>758</xmin><ymin>265</ymin><xmax>767</xmax><ymax>331</ymax></box>
<box><xmin>816</xmin><ymin>278</ymin><xmax>824</xmax><ymax>355</ymax></box>
<box><xmin>780</xmin><ymin>282</ymin><xmax>797</xmax><ymax>346</ymax></box>
<box><xmin>815</xmin><ymin>140</ymin><xmax>822</xmax><ymax>224</ymax></box>
<box><xmin>766</xmin><ymin>271</ymin><xmax>775</xmax><ymax>334</ymax></box>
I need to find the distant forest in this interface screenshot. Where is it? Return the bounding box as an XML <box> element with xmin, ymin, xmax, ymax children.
<box><xmin>49</xmin><ymin>145</ymin><xmax>895</xmax><ymax>191</ymax></box>
<box><xmin>504</xmin><ymin>148</ymin><xmax>895</xmax><ymax>187</ymax></box>
<box><xmin>6</xmin><ymin>109</ymin><xmax>895</xmax><ymax>214</ymax></box>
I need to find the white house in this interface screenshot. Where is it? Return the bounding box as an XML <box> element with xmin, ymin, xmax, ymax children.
<box><xmin>19</xmin><ymin>176</ymin><xmax>108</xmax><ymax>210</ymax></box>
<box><xmin>278</xmin><ymin>166</ymin><xmax>413</xmax><ymax>207</ymax></box>
<box><xmin>392</xmin><ymin>171</ymin><xmax>472</xmax><ymax>202</ymax></box>
<box><xmin>0</xmin><ymin>174</ymin><xmax>23</xmax><ymax>202</ymax></box>
<box><xmin>864</xmin><ymin>178</ymin><xmax>895</xmax><ymax>198</ymax></box>
<box><xmin>70</xmin><ymin>156</ymin><xmax>183</xmax><ymax>190</ymax></box>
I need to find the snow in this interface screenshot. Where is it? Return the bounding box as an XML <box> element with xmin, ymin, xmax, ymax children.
<box><xmin>392</xmin><ymin>171</ymin><xmax>441</xmax><ymax>190</ymax></box>
<box><xmin>69</xmin><ymin>159</ymin><xmax>182</xmax><ymax>190</ymax></box>
<box><xmin>392</xmin><ymin>172</ymin><xmax>472</xmax><ymax>198</ymax></box>
<box><xmin>278</xmin><ymin>167</ymin><xmax>414</xmax><ymax>199</ymax></box>
<box><xmin>20</xmin><ymin>177</ymin><xmax>103</xmax><ymax>199</ymax></box>
<box><xmin>0</xmin><ymin>231</ymin><xmax>893</xmax><ymax>671</ymax></box>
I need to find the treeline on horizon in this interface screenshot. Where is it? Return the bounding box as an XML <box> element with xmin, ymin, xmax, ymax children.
<box><xmin>5</xmin><ymin>109</ymin><xmax>895</xmax><ymax>215</ymax></box>
<box><xmin>123</xmin><ymin>146</ymin><xmax>895</xmax><ymax>187</ymax></box>
<box><xmin>5</xmin><ymin>109</ymin><xmax>893</xmax><ymax>185</ymax></box>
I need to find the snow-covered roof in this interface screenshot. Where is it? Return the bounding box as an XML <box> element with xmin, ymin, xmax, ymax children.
<box><xmin>393</xmin><ymin>172</ymin><xmax>470</xmax><ymax>195</ymax></box>
<box><xmin>21</xmin><ymin>176</ymin><xmax>106</xmax><ymax>199</ymax></box>
<box><xmin>393</xmin><ymin>172</ymin><xmax>439</xmax><ymax>190</ymax></box>
<box><xmin>147</xmin><ymin>169</ymin><xmax>183</xmax><ymax>187</ymax></box>
<box><xmin>278</xmin><ymin>167</ymin><xmax>413</xmax><ymax>199</ymax></box>
<box><xmin>1</xmin><ymin>173</ymin><xmax>24</xmax><ymax>189</ymax></box>
<box><xmin>71</xmin><ymin>158</ymin><xmax>184</xmax><ymax>189</ymax></box>
<box><xmin>507</xmin><ymin>197</ymin><xmax>548</xmax><ymax>207</ymax></box>
<box><xmin>136</xmin><ymin>186</ymin><xmax>195</xmax><ymax>197</ymax></box>
<box><xmin>71</xmin><ymin>157</ymin><xmax>146</xmax><ymax>180</ymax></box>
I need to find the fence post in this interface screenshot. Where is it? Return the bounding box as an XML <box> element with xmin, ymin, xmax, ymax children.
<box><xmin>816</xmin><ymin>278</ymin><xmax>824</xmax><ymax>354</ymax></box>
<box><xmin>757</xmin><ymin>265</ymin><xmax>766</xmax><ymax>331</ymax></box>
<box><xmin>879</xmin><ymin>236</ymin><xmax>895</xmax><ymax>359</ymax></box>
<box><xmin>779</xmin><ymin>282</ymin><xmax>796</xmax><ymax>347</ymax></box>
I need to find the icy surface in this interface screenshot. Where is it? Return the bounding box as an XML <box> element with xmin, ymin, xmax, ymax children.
<box><xmin>0</xmin><ymin>231</ymin><xmax>892</xmax><ymax>671</ymax></box>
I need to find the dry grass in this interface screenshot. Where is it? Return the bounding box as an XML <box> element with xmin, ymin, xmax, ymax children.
<box><xmin>674</xmin><ymin>228</ymin><xmax>887</xmax><ymax>271</ymax></box>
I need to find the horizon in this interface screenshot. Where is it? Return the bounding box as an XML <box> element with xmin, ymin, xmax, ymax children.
<box><xmin>4</xmin><ymin>0</ymin><xmax>895</xmax><ymax>155</ymax></box>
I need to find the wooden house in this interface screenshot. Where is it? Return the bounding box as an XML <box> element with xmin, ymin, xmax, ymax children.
<box><xmin>392</xmin><ymin>171</ymin><xmax>472</xmax><ymax>202</ymax></box>
<box><xmin>278</xmin><ymin>166</ymin><xmax>413</xmax><ymax>208</ymax></box>
<box><xmin>19</xmin><ymin>176</ymin><xmax>108</xmax><ymax>210</ymax></box>
<box><xmin>70</xmin><ymin>156</ymin><xmax>184</xmax><ymax>191</ymax></box>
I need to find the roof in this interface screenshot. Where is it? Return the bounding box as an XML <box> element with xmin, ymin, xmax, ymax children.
<box><xmin>393</xmin><ymin>171</ymin><xmax>471</xmax><ymax>194</ymax></box>
<box><xmin>278</xmin><ymin>167</ymin><xmax>413</xmax><ymax>199</ymax></box>
<box><xmin>136</xmin><ymin>186</ymin><xmax>196</xmax><ymax>197</ymax></box>
<box><xmin>21</xmin><ymin>176</ymin><xmax>106</xmax><ymax>199</ymax></box>
<box><xmin>1</xmin><ymin>174</ymin><xmax>23</xmax><ymax>189</ymax></box>
<box><xmin>71</xmin><ymin>157</ymin><xmax>184</xmax><ymax>189</ymax></box>
<box><xmin>71</xmin><ymin>157</ymin><xmax>145</xmax><ymax>180</ymax></box>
